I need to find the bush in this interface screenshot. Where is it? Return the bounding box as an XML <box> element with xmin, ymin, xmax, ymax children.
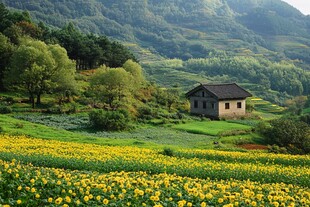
<box><xmin>137</xmin><ymin>106</ymin><xmax>155</xmax><ymax>120</ymax></box>
<box><xmin>160</xmin><ymin>148</ymin><xmax>174</xmax><ymax>156</ymax></box>
<box><xmin>89</xmin><ymin>109</ymin><xmax>131</xmax><ymax>131</ymax></box>
<box><xmin>267</xmin><ymin>145</ymin><xmax>288</xmax><ymax>154</ymax></box>
<box><xmin>258</xmin><ymin>119</ymin><xmax>310</xmax><ymax>154</ymax></box>
<box><xmin>300</xmin><ymin>114</ymin><xmax>310</xmax><ymax>125</ymax></box>
<box><xmin>46</xmin><ymin>103</ymin><xmax>79</xmax><ymax>114</ymax></box>
<box><xmin>0</xmin><ymin>105</ymin><xmax>12</xmax><ymax>114</ymax></box>
<box><xmin>14</xmin><ymin>123</ymin><xmax>24</xmax><ymax>129</ymax></box>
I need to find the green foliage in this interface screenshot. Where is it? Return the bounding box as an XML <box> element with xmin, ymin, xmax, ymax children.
<box><xmin>89</xmin><ymin>109</ymin><xmax>131</xmax><ymax>131</ymax></box>
<box><xmin>4</xmin><ymin>38</ymin><xmax>76</xmax><ymax>108</ymax></box>
<box><xmin>258</xmin><ymin>118</ymin><xmax>310</xmax><ymax>154</ymax></box>
<box><xmin>161</xmin><ymin>148</ymin><xmax>174</xmax><ymax>157</ymax></box>
<box><xmin>0</xmin><ymin>105</ymin><xmax>12</xmax><ymax>114</ymax></box>
<box><xmin>89</xmin><ymin>67</ymin><xmax>133</xmax><ymax>108</ymax></box>
<box><xmin>123</xmin><ymin>59</ymin><xmax>146</xmax><ymax>87</ymax></box>
<box><xmin>0</xmin><ymin>32</ymin><xmax>14</xmax><ymax>90</ymax></box>
<box><xmin>50</xmin><ymin>24</ymin><xmax>136</xmax><ymax>69</ymax></box>
<box><xmin>267</xmin><ymin>145</ymin><xmax>288</xmax><ymax>154</ymax></box>
<box><xmin>300</xmin><ymin>114</ymin><xmax>310</xmax><ymax>125</ymax></box>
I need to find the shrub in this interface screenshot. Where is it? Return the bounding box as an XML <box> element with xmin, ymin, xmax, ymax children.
<box><xmin>0</xmin><ymin>105</ymin><xmax>12</xmax><ymax>114</ymax></box>
<box><xmin>267</xmin><ymin>145</ymin><xmax>288</xmax><ymax>154</ymax></box>
<box><xmin>258</xmin><ymin>119</ymin><xmax>310</xmax><ymax>154</ymax></box>
<box><xmin>161</xmin><ymin>148</ymin><xmax>174</xmax><ymax>156</ymax></box>
<box><xmin>14</xmin><ymin>123</ymin><xmax>24</xmax><ymax>129</ymax></box>
<box><xmin>137</xmin><ymin>106</ymin><xmax>154</xmax><ymax>120</ymax></box>
<box><xmin>89</xmin><ymin>109</ymin><xmax>131</xmax><ymax>131</ymax></box>
<box><xmin>300</xmin><ymin>114</ymin><xmax>310</xmax><ymax>125</ymax></box>
<box><xmin>46</xmin><ymin>103</ymin><xmax>79</xmax><ymax>114</ymax></box>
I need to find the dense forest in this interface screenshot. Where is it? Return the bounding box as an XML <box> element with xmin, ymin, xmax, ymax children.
<box><xmin>2</xmin><ymin>0</ymin><xmax>310</xmax><ymax>69</ymax></box>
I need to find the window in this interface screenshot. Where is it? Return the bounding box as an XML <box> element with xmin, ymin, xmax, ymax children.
<box><xmin>203</xmin><ymin>101</ymin><xmax>207</xmax><ymax>109</ymax></box>
<box><xmin>202</xmin><ymin>91</ymin><xmax>205</xmax><ymax>97</ymax></box>
<box><xmin>211</xmin><ymin>103</ymin><xmax>215</xmax><ymax>109</ymax></box>
<box><xmin>237</xmin><ymin>102</ymin><xmax>242</xmax><ymax>109</ymax></box>
<box><xmin>225</xmin><ymin>103</ymin><xmax>230</xmax><ymax>109</ymax></box>
<box><xmin>194</xmin><ymin>100</ymin><xmax>198</xmax><ymax>108</ymax></box>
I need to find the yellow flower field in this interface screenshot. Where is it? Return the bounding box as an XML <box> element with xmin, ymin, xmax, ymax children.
<box><xmin>0</xmin><ymin>135</ymin><xmax>309</xmax><ymax>187</ymax></box>
<box><xmin>0</xmin><ymin>134</ymin><xmax>310</xmax><ymax>206</ymax></box>
<box><xmin>1</xmin><ymin>159</ymin><xmax>309</xmax><ymax>207</ymax></box>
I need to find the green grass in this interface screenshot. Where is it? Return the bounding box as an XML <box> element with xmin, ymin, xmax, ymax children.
<box><xmin>219</xmin><ymin>134</ymin><xmax>263</xmax><ymax>145</ymax></box>
<box><xmin>0</xmin><ymin>114</ymin><xmax>218</xmax><ymax>150</ymax></box>
<box><xmin>0</xmin><ymin>114</ymin><xmax>154</xmax><ymax>147</ymax></box>
<box><xmin>1</xmin><ymin>114</ymin><xmax>263</xmax><ymax>150</ymax></box>
<box><xmin>172</xmin><ymin>120</ymin><xmax>252</xmax><ymax>136</ymax></box>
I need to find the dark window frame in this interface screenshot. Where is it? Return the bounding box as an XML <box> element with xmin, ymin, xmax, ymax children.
<box><xmin>225</xmin><ymin>102</ymin><xmax>230</xmax><ymax>109</ymax></box>
<box><xmin>211</xmin><ymin>103</ymin><xmax>215</xmax><ymax>109</ymax></box>
<box><xmin>194</xmin><ymin>100</ymin><xmax>198</xmax><ymax>108</ymax></box>
<box><xmin>203</xmin><ymin>101</ymin><xmax>207</xmax><ymax>109</ymax></box>
<box><xmin>237</xmin><ymin>102</ymin><xmax>242</xmax><ymax>109</ymax></box>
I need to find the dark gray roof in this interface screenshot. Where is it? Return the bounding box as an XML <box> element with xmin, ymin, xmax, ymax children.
<box><xmin>186</xmin><ymin>83</ymin><xmax>252</xmax><ymax>100</ymax></box>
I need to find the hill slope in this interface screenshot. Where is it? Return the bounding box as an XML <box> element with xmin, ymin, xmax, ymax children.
<box><xmin>2</xmin><ymin>0</ymin><xmax>310</xmax><ymax>67</ymax></box>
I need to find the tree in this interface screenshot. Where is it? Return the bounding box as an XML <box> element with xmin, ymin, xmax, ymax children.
<box><xmin>0</xmin><ymin>3</ymin><xmax>10</xmax><ymax>32</ymax></box>
<box><xmin>123</xmin><ymin>59</ymin><xmax>145</xmax><ymax>85</ymax></box>
<box><xmin>0</xmin><ymin>33</ymin><xmax>14</xmax><ymax>91</ymax></box>
<box><xmin>90</xmin><ymin>67</ymin><xmax>132</xmax><ymax>108</ymax></box>
<box><xmin>4</xmin><ymin>38</ymin><xmax>76</xmax><ymax>108</ymax></box>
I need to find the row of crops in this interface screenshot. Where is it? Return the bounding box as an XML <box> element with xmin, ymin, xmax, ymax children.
<box><xmin>1</xmin><ymin>135</ymin><xmax>310</xmax><ymax>206</ymax></box>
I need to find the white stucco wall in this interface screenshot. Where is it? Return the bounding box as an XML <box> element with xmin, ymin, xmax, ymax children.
<box><xmin>218</xmin><ymin>99</ymin><xmax>246</xmax><ymax>117</ymax></box>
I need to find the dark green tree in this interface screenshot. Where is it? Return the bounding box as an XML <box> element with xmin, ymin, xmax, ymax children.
<box><xmin>0</xmin><ymin>33</ymin><xmax>14</xmax><ymax>91</ymax></box>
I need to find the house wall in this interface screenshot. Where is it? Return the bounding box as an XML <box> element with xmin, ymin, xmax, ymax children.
<box><xmin>189</xmin><ymin>89</ymin><xmax>219</xmax><ymax>117</ymax></box>
<box><xmin>218</xmin><ymin>99</ymin><xmax>246</xmax><ymax>117</ymax></box>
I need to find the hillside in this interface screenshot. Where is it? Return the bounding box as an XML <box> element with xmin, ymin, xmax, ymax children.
<box><xmin>2</xmin><ymin>0</ymin><xmax>310</xmax><ymax>68</ymax></box>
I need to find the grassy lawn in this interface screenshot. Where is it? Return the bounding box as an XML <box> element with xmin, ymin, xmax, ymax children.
<box><xmin>0</xmin><ymin>114</ymin><xmax>150</xmax><ymax>147</ymax></box>
<box><xmin>172</xmin><ymin>120</ymin><xmax>252</xmax><ymax>136</ymax></box>
<box><xmin>0</xmin><ymin>114</ymin><xmax>218</xmax><ymax>150</ymax></box>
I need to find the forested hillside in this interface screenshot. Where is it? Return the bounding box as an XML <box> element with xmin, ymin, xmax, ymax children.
<box><xmin>2</xmin><ymin>0</ymin><xmax>310</xmax><ymax>105</ymax></box>
<box><xmin>2</xmin><ymin>0</ymin><xmax>310</xmax><ymax>68</ymax></box>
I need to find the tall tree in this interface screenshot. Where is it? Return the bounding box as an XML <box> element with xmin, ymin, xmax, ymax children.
<box><xmin>0</xmin><ymin>33</ymin><xmax>14</xmax><ymax>91</ymax></box>
<box><xmin>4</xmin><ymin>38</ymin><xmax>76</xmax><ymax>108</ymax></box>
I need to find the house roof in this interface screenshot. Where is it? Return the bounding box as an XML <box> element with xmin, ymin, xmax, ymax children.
<box><xmin>186</xmin><ymin>83</ymin><xmax>252</xmax><ymax>100</ymax></box>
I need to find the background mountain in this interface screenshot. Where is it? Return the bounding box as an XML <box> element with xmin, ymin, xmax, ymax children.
<box><xmin>1</xmin><ymin>0</ymin><xmax>310</xmax><ymax>104</ymax></box>
<box><xmin>2</xmin><ymin>0</ymin><xmax>310</xmax><ymax>67</ymax></box>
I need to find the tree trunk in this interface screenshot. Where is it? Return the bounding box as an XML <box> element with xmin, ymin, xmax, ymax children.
<box><xmin>36</xmin><ymin>94</ymin><xmax>41</xmax><ymax>105</ymax></box>
<box><xmin>29</xmin><ymin>94</ymin><xmax>35</xmax><ymax>109</ymax></box>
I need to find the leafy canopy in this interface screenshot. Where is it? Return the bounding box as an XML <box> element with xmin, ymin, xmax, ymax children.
<box><xmin>4</xmin><ymin>38</ymin><xmax>76</xmax><ymax>107</ymax></box>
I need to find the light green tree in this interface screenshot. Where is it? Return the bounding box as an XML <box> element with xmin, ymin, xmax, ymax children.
<box><xmin>90</xmin><ymin>66</ymin><xmax>132</xmax><ymax>108</ymax></box>
<box><xmin>122</xmin><ymin>59</ymin><xmax>145</xmax><ymax>88</ymax></box>
<box><xmin>4</xmin><ymin>38</ymin><xmax>76</xmax><ymax>108</ymax></box>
